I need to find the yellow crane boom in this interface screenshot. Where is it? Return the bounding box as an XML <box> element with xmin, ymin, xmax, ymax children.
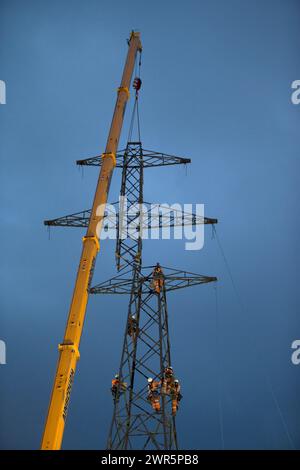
<box><xmin>41</xmin><ymin>31</ymin><xmax>142</xmax><ymax>450</ymax></box>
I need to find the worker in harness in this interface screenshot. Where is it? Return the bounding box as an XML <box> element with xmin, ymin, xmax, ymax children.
<box><xmin>127</xmin><ymin>314</ymin><xmax>138</xmax><ymax>340</ymax></box>
<box><xmin>111</xmin><ymin>374</ymin><xmax>127</xmax><ymax>403</ymax></box>
<box><xmin>170</xmin><ymin>379</ymin><xmax>182</xmax><ymax>416</ymax></box>
<box><xmin>147</xmin><ymin>377</ymin><xmax>161</xmax><ymax>412</ymax></box>
<box><xmin>162</xmin><ymin>366</ymin><xmax>174</xmax><ymax>395</ymax></box>
<box><xmin>152</xmin><ymin>263</ymin><xmax>164</xmax><ymax>294</ymax></box>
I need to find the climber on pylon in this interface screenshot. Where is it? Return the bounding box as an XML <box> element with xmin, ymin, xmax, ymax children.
<box><xmin>147</xmin><ymin>377</ymin><xmax>161</xmax><ymax>412</ymax></box>
<box><xmin>162</xmin><ymin>366</ymin><xmax>174</xmax><ymax>395</ymax></box>
<box><xmin>111</xmin><ymin>374</ymin><xmax>127</xmax><ymax>403</ymax></box>
<box><xmin>152</xmin><ymin>263</ymin><xmax>164</xmax><ymax>294</ymax></box>
<box><xmin>170</xmin><ymin>379</ymin><xmax>182</xmax><ymax>416</ymax></box>
<box><xmin>127</xmin><ymin>314</ymin><xmax>138</xmax><ymax>340</ymax></box>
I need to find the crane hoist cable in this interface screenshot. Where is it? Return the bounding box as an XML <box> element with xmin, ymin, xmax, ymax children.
<box><xmin>128</xmin><ymin>51</ymin><xmax>142</xmax><ymax>142</ymax></box>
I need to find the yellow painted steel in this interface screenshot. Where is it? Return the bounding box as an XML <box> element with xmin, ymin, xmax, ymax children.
<box><xmin>41</xmin><ymin>32</ymin><xmax>142</xmax><ymax>450</ymax></box>
<box><xmin>101</xmin><ymin>152</ymin><xmax>117</xmax><ymax>167</ymax></box>
<box><xmin>117</xmin><ymin>86</ymin><xmax>130</xmax><ymax>99</ymax></box>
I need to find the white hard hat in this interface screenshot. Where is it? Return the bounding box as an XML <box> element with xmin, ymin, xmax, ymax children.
<box><xmin>174</xmin><ymin>379</ymin><xmax>179</xmax><ymax>383</ymax></box>
<box><xmin>148</xmin><ymin>377</ymin><xmax>153</xmax><ymax>382</ymax></box>
<box><xmin>115</xmin><ymin>374</ymin><xmax>119</xmax><ymax>378</ymax></box>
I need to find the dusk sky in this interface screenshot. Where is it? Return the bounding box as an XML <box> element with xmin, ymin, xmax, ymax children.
<box><xmin>0</xmin><ymin>0</ymin><xmax>299</xmax><ymax>449</ymax></box>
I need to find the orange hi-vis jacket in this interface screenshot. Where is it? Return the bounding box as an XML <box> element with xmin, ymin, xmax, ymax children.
<box><xmin>148</xmin><ymin>380</ymin><xmax>161</xmax><ymax>393</ymax></box>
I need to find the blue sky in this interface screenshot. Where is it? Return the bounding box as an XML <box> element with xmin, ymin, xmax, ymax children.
<box><xmin>0</xmin><ymin>0</ymin><xmax>299</xmax><ymax>449</ymax></box>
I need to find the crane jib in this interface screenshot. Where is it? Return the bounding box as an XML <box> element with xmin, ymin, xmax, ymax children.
<box><xmin>41</xmin><ymin>31</ymin><xmax>142</xmax><ymax>451</ymax></box>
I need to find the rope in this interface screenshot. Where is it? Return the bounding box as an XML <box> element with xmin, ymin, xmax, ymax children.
<box><xmin>212</xmin><ymin>225</ymin><xmax>296</xmax><ymax>449</ymax></box>
<box><xmin>127</xmin><ymin>93</ymin><xmax>142</xmax><ymax>142</ymax></box>
<box><xmin>212</xmin><ymin>225</ymin><xmax>245</xmax><ymax>312</ymax></box>
<box><xmin>127</xmin><ymin>97</ymin><xmax>138</xmax><ymax>142</ymax></box>
<box><xmin>214</xmin><ymin>284</ymin><xmax>225</xmax><ymax>449</ymax></box>
<box><xmin>267</xmin><ymin>376</ymin><xmax>295</xmax><ymax>449</ymax></box>
<box><xmin>127</xmin><ymin>51</ymin><xmax>142</xmax><ymax>143</ymax></box>
<box><xmin>136</xmin><ymin>98</ymin><xmax>141</xmax><ymax>142</ymax></box>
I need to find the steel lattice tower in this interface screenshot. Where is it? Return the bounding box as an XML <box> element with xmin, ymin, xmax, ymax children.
<box><xmin>45</xmin><ymin>142</ymin><xmax>217</xmax><ymax>450</ymax></box>
<box><xmin>88</xmin><ymin>142</ymin><xmax>217</xmax><ymax>449</ymax></box>
<box><xmin>97</xmin><ymin>265</ymin><xmax>176</xmax><ymax>450</ymax></box>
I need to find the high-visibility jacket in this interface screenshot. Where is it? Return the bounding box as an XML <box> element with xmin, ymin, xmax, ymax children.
<box><xmin>148</xmin><ymin>380</ymin><xmax>161</xmax><ymax>394</ymax></box>
<box><xmin>112</xmin><ymin>379</ymin><xmax>118</xmax><ymax>387</ymax></box>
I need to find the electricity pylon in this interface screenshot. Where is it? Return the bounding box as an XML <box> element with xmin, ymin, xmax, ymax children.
<box><xmin>91</xmin><ymin>263</ymin><xmax>216</xmax><ymax>450</ymax></box>
<box><xmin>46</xmin><ymin>140</ymin><xmax>218</xmax><ymax>449</ymax></box>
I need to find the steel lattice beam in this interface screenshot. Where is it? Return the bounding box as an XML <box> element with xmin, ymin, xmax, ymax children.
<box><xmin>106</xmin><ymin>268</ymin><xmax>177</xmax><ymax>450</ymax></box>
<box><xmin>89</xmin><ymin>266</ymin><xmax>217</xmax><ymax>295</ymax></box>
<box><xmin>76</xmin><ymin>141</ymin><xmax>191</xmax><ymax>168</ymax></box>
<box><xmin>93</xmin><ymin>265</ymin><xmax>216</xmax><ymax>450</ymax></box>
<box><xmin>115</xmin><ymin>142</ymin><xmax>143</xmax><ymax>270</ymax></box>
<box><xmin>44</xmin><ymin>204</ymin><xmax>217</xmax><ymax>229</ymax></box>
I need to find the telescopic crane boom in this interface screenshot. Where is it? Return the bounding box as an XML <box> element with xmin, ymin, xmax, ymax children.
<box><xmin>41</xmin><ymin>32</ymin><xmax>142</xmax><ymax>450</ymax></box>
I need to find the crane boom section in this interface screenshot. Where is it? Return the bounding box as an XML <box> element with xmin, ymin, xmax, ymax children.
<box><xmin>41</xmin><ymin>32</ymin><xmax>142</xmax><ymax>450</ymax></box>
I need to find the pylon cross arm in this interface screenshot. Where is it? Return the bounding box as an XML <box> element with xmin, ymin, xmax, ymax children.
<box><xmin>44</xmin><ymin>204</ymin><xmax>217</xmax><ymax>229</ymax></box>
<box><xmin>90</xmin><ymin>266</ymin><xmax>217</xmax><ymax>295</ymax></box>
<box><xmin>76</xmin><ymin>145</ymin><xmax>191</xmax><ymax>169</ymax></box>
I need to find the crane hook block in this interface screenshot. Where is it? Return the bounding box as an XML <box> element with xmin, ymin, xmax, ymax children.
<box><xmin>133</xmin><ymin>77</ymin><xmax>142</xmax><ymax>92</ymax></box>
